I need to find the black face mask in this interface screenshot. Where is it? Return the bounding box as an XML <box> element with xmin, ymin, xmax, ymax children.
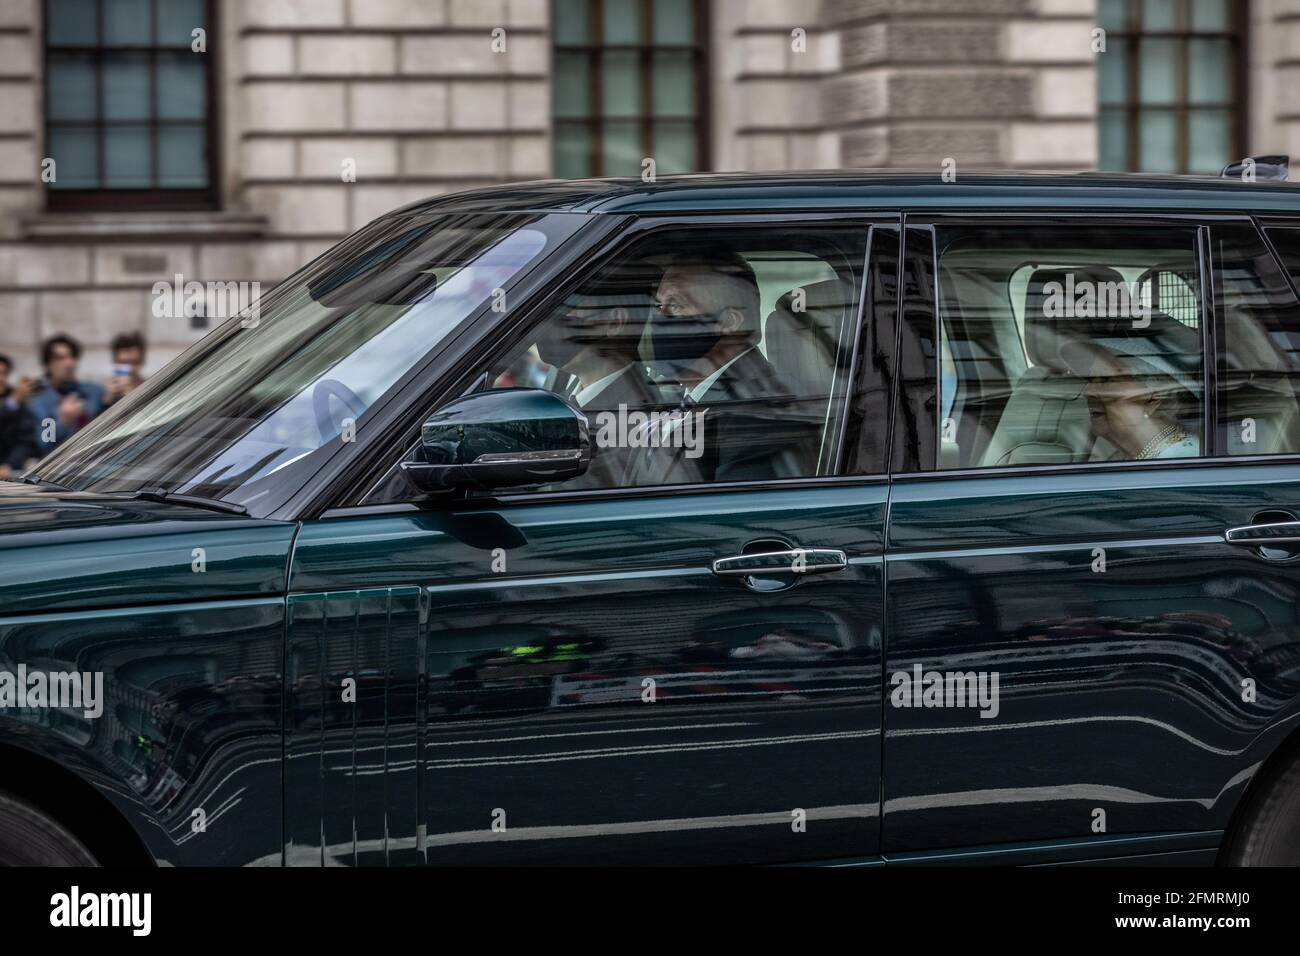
<box><xmin>649</xmin><ymin>310</ymin><xmax>742</xmax><ymax>363</ymax></box>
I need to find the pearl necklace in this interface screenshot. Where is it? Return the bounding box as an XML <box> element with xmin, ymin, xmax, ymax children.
<box><xmin>1138</xmin><ymin>423</ymin><xmax>1187</xmax><ymax>460</ymax></box>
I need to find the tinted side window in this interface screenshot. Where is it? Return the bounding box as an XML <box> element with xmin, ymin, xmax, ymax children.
<box><xmin>1266</xmin><ymin>227</ymin><xmax>1300</xmax><ymax>293</ymax></box>
<box><xmin>935</xmin><ymin>224</ymin><xmax>1203</xmax><ymax>469</ymax></box>
<box><xmin>357</xmin><ymin>224</ymin><xmax>873</xmax><ymax>504</ymax></box>
<box><xmin>476</xmin><ymin>225</ymin><xmax>869</xmax><ymax>490</ymax></box>
<box><xmin>1216</xmin><ymin>224</ymin><xmax>1300</xmax><ymax>455</ymax></box>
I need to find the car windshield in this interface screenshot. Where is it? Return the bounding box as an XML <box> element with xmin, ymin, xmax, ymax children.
<box><xmin>27</xmin><ymin>210</ymin><xmax>590</xmax><ymax>515</ymax></box>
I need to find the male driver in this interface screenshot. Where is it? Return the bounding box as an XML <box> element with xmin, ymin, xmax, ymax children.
<box><xmin>629</xmin><ymin>248</ymin><xmax>805</xmax><ymax>484</ymax></box>
<box><xmin>29</xmin><ymin>334</ymin><xmax>104</xmax><ymax>458</ymax></box>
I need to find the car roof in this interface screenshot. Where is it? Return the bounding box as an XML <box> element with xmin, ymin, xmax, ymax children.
<box><xmin>391</xmin><ymin>169</ymin><xmax>1300</xmax><ymax>217</ymax></box>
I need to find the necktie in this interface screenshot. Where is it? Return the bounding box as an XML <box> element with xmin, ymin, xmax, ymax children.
<box><xmin>626</xmin><ymin>389</ymin><xmax>698</xmax><ymax>486</ymax></box>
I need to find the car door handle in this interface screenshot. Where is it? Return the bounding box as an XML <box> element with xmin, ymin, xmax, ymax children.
<box><xmin>1224</xmin><ymin>521</ymin><xmax>1300</xmax><ymax>545</ymax></box>
<box><xmin>711</xmin><ymin>548</ymin><xmax>848</xmax><ymax>577</ymax></box>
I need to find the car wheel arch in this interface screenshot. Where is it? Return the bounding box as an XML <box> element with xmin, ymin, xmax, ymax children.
<box><xmin>0</xmin><ymin>739</ymin><xmax>155</xmax><ymax>868</ymax></box>
<box><xmin>1219</xmin><ymin>716</ymin><xmax>1300</xmax><ymax>864</ymax></box>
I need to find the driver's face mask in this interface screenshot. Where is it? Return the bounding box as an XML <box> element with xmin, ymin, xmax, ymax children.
<box><xmin>648</xmin><ymin>308</ymin><xmax>748</xmax><ymax>370</ymax></box>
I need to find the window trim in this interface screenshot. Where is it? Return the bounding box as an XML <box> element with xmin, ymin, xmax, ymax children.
<box><xmin>42</xmin><ymin>0</ymin><xmax>220</xmax><ymax>212</ymax></box>
<box><xmin>338</xmin><ymin>211</ymin><xmax>899</xmax><ymax>514</ymax></box>
<box><xmin>551</xmin><ymin>0</ymin><xmax>711</xmax><ymax>177</ymax></box>
<box><xmin>895</xmin><ymin>211</ymin><xmax>1249</xmax><ymax>477</ymax></box>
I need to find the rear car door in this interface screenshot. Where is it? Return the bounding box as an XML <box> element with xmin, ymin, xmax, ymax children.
<box><xmin>881</xmin><ymin>216</ymin><xmax>1300</xmax><ymax>863</ymax></box>
<box><xmin>289</xmin><ymin>216</ymin><xmax>901</xmax><ymax>864</ymax></box>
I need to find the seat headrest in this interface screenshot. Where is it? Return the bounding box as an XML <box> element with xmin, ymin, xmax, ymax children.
<box><xmin>773</xmin><ymin>278</ymin><xmax>854</xmax><ymax>315</ymax></box>
<box><xmin>1024</xmin><ymin>266</ymin><xmax>1128</xmax><ymax>368</ymax></box>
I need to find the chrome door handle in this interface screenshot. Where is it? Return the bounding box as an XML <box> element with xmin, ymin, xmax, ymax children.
<box><xmin>711</xmin><ymin>548</ymin><xmax>847</xmax><ymax>577</ymax></box>
<box><xmin>1224</xmin><ymin>521</ymin><xmax>1300</xmax><ymax>545</ymax></box>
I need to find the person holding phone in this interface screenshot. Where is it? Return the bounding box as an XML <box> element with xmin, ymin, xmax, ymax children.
<box><xmin>103</xmin><ymin>332</ymin><xmax>147</xmax><ymax>408</ymax></box>
<box><xmin>28</xmin><ymin>334</ymin><xmax>105</xmax><ymax>459</ymax></box>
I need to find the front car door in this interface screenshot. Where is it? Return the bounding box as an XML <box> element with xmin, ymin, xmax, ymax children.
<box><xmin>881</xmin><ymin>215</ymin><xmax>1300</xmax><ymax>863</ymax></box>
<box><xmin>287</xmin><ymin>215</ymin><xmax>901</xmax><ymax>864</ymax></box>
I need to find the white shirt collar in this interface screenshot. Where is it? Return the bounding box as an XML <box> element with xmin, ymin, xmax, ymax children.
<box><xmin>687</xmin><ymin>346</ymin><xmax>755</xmax><ymax>403</ymax></box>
<box><xmin>574</xmin><ymin>364</ymin><xmax>631</xmax><ymax>408</ymax></box>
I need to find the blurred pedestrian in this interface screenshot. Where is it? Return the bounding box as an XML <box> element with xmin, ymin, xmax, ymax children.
<box><xmin>104</xmin><ymin>331</ymin><xmax>147</xmax><ymax>407</ymax></box>
<box><xmin>28</xmin><ymin>334</ymin><xmax>104</xmax><ymax>458</ymax></box>
<box><xmin>0</xmin><ymin>353</ymin><xmax>36</xmax><ymax>478</ymax></box>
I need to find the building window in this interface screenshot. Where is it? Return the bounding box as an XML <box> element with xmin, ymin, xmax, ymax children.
<box><xmin>1097</xmin><ymin>0</ymin><xmax>1245</xmax><ymax>174</ymax></box>
<box><xmin>552</xmin><ymin>0</ymin><xmax>708</xmax><ymax>179</ymax></box>
<box><xmin>43</xmin><ymin>0</ymin><xmax>215</xmax><ymax>210</ymax></box>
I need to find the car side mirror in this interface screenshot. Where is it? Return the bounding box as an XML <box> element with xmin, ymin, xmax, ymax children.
<box><xmin>400</xmin><ymin>388</ymin><xmax>591</xmax><ymax>494</ymax></box>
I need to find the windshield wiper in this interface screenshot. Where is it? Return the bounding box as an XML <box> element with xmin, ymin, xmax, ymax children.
<box><xmin>128</xmin><ymin>488</ymin><xmax>248</xmax><ymax>516</ymax></box>
<box><xmin>14</xmin><ymin>474</ymin><xmax>69</xmax><ymax>491</ymax></box>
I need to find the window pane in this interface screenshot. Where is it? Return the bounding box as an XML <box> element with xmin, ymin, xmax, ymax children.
<box><xmin>1267</xmin><ymin>229</ymin><xmax>1300</xmax><ymax>292</ymax></box>
<box><xmin>158</xmin><ymin>54</ymin><xmax>205</xmax><ymax>119</ymax></box>
<box><xmin>1138</xmin><ymin>109</ymin><xmax>1178</xmax><ymax>172</ymax></box>
<box><xmin>653</xmin><ymin>0</ymin><xmax>693</xmax><ymax>44</ymax></box>
<box><xmin>603</xmin><ymin>0</ymin><xmax>641</xmax><ymax>44</ymax></box>
<box><xmin>935</xmin><ymin>225</ymin><xmax>1203</xmax><ymax>469</ymax></box>
<box><xmin>104</xmin><ymin>0</ymin><xmax>152</xmax><ymax>46</ymax></box>
<box><xmin>158</xmin><ymin>126</ymin><xmax>205</xmax><ymax>186</ymax></box>
<box><xmin>601</xmin><ymin>50</ymin><xmax>640</xmax><ymax>117</ymax></box>
<box><xmin>1217</xmin><ymin>225</ymin><xmax>1300</xmax><ymax>455</ymax></box>
<box><xmin>1191</xmin><ymin>0</ymin><xmax>1228</xmax><ymax>30</ymax></box>
<box><xmin>552</xmin><ymin>122</ymin><xmax>592</xmax><ymax>178</ymax></box>
<box><xmin>1188</xmin><ymin>109</ymin><xmax>1230</xmax><ymax>174</ymax></box>
<box><xmin>1097</xmin><ymin>37</ymin><xmax>1128</xmax><ymax>106</ymax></box>
<box><xmin>652</xmin><ymin>119</ymin><xmax>694</xmax><ymax>173</ymax></box>
<box><xmin>47</xmin><ymin>0</ymin><xmax>98</xmax><ymax>44</ymax></box>
<box><xmin>102</xmin><ymin>54</ymin><xmax>151</xmax><ymax>121</ymax></box>
<box><xmin>1098</xmin><ymin>108</ymin><xmax>1128</xmax><ymax>170</ymax></box>
<box><xmin>651</xmin><ymin>51</ymin><xmax>693</xmax><ymax>116</ymax></box>
<box><xmin>552</xmin><ymin>52</ymin><xmax>591</xmax><ymax>119</ymax></box>
<box><xmin>1188</xmin><ymin>38</ymin><xmax>1230</xmax><ymax>104</ymax></box>
<box><xmin>1142</xmin><ymin>0</ymin><xmax>1176</xmax><ymax>30</ymax></box>
<box><xmin>157</xmin><ymin>0</ymin><xmax>205</xmax><ymax>46</ymax></box>
<box><xmin>475</xmin><ymin>224</ymin><xmax>869</xmax><ymax>489</ymax></box>
<box><xmin>553</xmin><ymin>0</ymin><xmax>589</xmax><ymax>44</ymax></box>
<box><xmin>46</xmin><ymin>127</ymin><xmax>99</xmax><ymax>188</ymax></box>
<box><xmin>601</xmin><ymin>119</ymin><xmax>641</xmax><ymax>174</ymax></box>
<box><xmin>46</xmin><ymin>54</ymin><xmax>97</xmax><ymax>121</ymax></box>
<box><xmin>103</xmin><ymin>124</ymin><xmax>151</xmax><ymax>187</ymax></box>
<box><xmin>1097</xmin><ymin>0</ymin><xmax>1131</xmax><ymax>31</ymax></box>
<box><xmin>1138</xmin><ymin>38</ymin><xmax>1178</xmax><ymax>104</ymax></box>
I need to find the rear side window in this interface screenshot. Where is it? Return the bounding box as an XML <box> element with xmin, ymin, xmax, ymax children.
<box><xmin>935</xmin><ymin>224</ymin><xmax>1203</xmax><ymax>469</ymax></box>
<box><xmin>1216</xmin><ymin>224</ymin><xmax>1300</xmax><ymax>456</ymax></box>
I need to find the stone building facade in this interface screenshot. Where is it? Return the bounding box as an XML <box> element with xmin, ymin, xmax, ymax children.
<box><xmin>0</xmin><ymin>0</ymin><xmax>1295</xmax><ymax>379</ymax></box>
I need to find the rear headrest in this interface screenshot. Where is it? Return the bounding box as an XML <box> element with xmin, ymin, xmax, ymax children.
<box><xmin>773</xmin><ymin>278</ymin><xmax>854</xmax><ymax>316</ymax></box>
<box><xmin>1024</xmin><ymin>266</ymin><xmax>1127</xmax><ymax>368</ymax></box>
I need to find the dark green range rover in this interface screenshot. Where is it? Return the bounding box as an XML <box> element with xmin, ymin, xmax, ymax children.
<box><xmin>4</xmin><ymin>168</ymin><xmax>1300</xmax><ymax>866</ymax></box>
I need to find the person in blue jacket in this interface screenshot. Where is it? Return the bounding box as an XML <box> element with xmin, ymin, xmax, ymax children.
<box><xmin>28</xmin><ymin>334</ymin><xmax>104</xmax><ymax>459</ymax></box>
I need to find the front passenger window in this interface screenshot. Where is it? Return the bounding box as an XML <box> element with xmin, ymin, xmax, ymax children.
<box><xmin>478</xmin><ymin>225</ymin><xmax>869</xmax><ymax>490</ymax></box>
